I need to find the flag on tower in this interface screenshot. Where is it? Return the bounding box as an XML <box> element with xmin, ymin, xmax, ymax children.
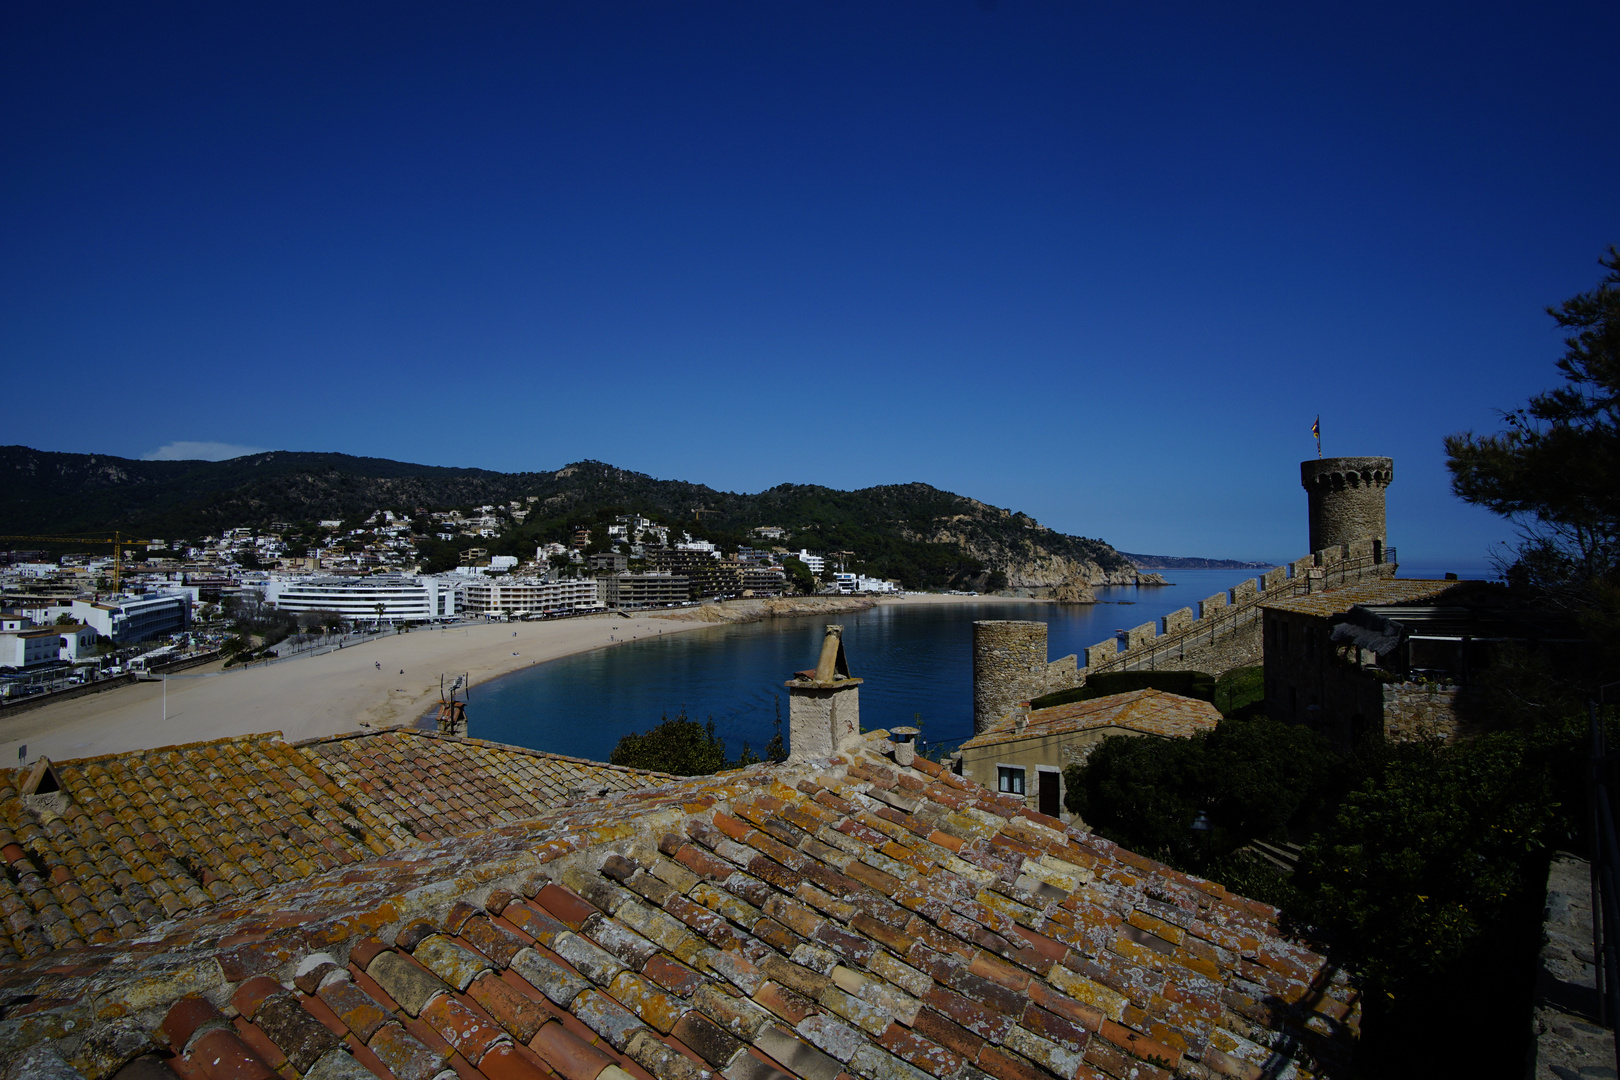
<box><xmin>1312</xmin><ymin>415</ymin><xmax>1321</xmax><ymax>458</ymax></box>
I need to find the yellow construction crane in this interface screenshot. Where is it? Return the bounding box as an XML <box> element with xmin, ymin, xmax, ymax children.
<box><xmin>0</xmin><ymin>532</ymin><xmax>139</xmax><ymax>593</ymax></box>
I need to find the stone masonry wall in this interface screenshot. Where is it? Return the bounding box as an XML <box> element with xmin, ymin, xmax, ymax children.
<box><xmin>1382</xmin><ymin>681</ymin><xmax>1463</xmax><ymax>742</ymax></box>
<box><xmin>1303</xmin><ymin>456</ymin><xmax>1393</xmax><ymax>553</ymax></box>
<box><xmin>972</xmin><ymin>621</ymin><xmax>1052</xmax><ymax>734</ymax></box>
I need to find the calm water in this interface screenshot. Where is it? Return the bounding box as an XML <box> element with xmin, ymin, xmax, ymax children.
<box><xmin>469</xmin><ymin>569</ymin><xmax>1274</xmax><ymax>762</ymax></box>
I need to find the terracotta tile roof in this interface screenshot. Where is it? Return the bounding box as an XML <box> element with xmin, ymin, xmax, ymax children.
<box><xmin>1259</xmin><ymin>579</ymin><xmax>1462</xmax><ymax>618</ymax></box>
<box><xmin>958</xmin><ymin>691</ymin><xmax>1220</xmax><ymax>752</ymax></box>
<box><xmin>0</xmin><ymin>730</ymin><xmax>669</xmax><ymax>962</ymax></box>
<box><xmin>0</xmin><ymin>740</ymin><xmax>1359</xmax><ymax>1080</ymax></box>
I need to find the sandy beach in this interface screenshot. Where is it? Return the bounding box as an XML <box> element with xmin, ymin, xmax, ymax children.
<box><xmin>2</xmin><ymin>592</ymin><xmax>1030</xmax><ymax>764</ymax></box>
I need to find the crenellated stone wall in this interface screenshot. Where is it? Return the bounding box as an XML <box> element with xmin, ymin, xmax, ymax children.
<box><xmin>971</xmin><ymin>540</ymin><xmax>1398</xmax><ymax>731</ymax></box>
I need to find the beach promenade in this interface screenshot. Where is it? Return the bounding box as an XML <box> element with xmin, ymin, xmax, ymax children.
<box><xmin>3</xmin><ymin>594</ymin><xmax>1042</xmax><ymax>764</ymax></box>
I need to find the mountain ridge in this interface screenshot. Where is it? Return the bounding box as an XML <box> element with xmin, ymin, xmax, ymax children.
<box><xmin>1</xmin><ymin>445</ymin><xmax>1145</xmax><ymax>591</ymax></box>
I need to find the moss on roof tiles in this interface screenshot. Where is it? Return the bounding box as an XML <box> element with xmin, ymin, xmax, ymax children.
<box><xmin>0</xmin><ymin>744</ymin><xmax>1357</xmax><ymax>1078</ymax></box>
<box><xmin>960</xmin><ymin>688</ymin><xmax>1221</xmax><ymax>751</ymax></box>
<box><xmin>0</xmin><ymin>728</ymin><xmax>675</xmax><ymax>960</ymax></box>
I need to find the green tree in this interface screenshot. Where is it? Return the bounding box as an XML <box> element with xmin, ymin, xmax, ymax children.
<box><xmin>1064</xmin><ymin>716</ymin><xmax>1339</xmax><ymax>871</ymax></box>
<box><xmin>782</xmin><ymin>557</ymin><xmax>815</xmax><ymax>594</ymax></box>
<box><xmin>609</xmin><ymin>711</ymin><xmax>729</xmax><ymax>775</ymax></box>
<box><xmin>1292</xmin><ymin>730</ymin><xmax>1564</xmax><ymax>998</ymax></box>
<box><xmin>1445</xmin><ymin>244</ymin><xmax>1620</xmax><ymax>659</ymax></box>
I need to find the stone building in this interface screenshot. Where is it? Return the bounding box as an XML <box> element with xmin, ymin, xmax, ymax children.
<box><xmin>956</xmin><ymin>689</ymin><xmax>1221</xmax><ymax>821</ymax></box>
<box><xmin>969</xmin><ymin>620</ymin><xmax>1080</xmax><ymax>733</ymax></box>
<box><xmin>1261</xmin><ymin>577</ymin><xmax>1587</xmax><ymax>748</ymax></box>
<box><xmin>963</xmin><ymin>455</ymin><xmax>1405</xmax><ymax>733</ymax></box>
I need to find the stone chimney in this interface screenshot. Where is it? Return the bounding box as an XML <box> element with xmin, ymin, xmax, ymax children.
<box><xmin>785</xmin><ymin>625</ymin><xmax>863</xmax><ymax>760</ymax></box>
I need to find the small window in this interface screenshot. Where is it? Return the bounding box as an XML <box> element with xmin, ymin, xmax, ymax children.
<box><xmin>998</xmin><ymin>767</ymin><xmax>1026</xmax><ymax>795</ymax></box>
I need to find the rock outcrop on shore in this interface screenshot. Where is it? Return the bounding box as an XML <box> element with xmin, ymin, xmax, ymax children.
<box><xmin>1048</xmin><ymin>580</ymin><xmax>1099</xmax><ymax>604</ymax></box>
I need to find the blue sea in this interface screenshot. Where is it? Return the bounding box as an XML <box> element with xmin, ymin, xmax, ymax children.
<box><xmin>463</xmin><ymin>561</ymin><xmax>1489</xmax><ymax>763</ymax></box>
<box><xmin>464</xmin><ymin>561</ymin><xmax>1498</xmax><ymax>763</ymax></box>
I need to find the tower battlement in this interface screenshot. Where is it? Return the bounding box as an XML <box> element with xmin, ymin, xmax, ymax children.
<box><xmin>1301</xmin><ymin>455</ymin><xmax>1393</xmax><ymax>555</ymax></box>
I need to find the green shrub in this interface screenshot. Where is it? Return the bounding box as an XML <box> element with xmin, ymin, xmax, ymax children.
<box><xmin>609</xmin><ymin>711</ymin><xmax>730</xmax><ymax>775</ymax></box>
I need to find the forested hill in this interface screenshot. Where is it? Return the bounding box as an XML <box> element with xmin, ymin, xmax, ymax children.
<box><xmin>0</xmin><ymin>446</ymin><xmax>1135</xmax><ymax>590</ymax></box>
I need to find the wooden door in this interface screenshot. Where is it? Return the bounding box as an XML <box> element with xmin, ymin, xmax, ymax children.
<box><xmin>1038</xmin><ymin>770</ymin><xmax>1060</xmax><ymax>818</ymax></box>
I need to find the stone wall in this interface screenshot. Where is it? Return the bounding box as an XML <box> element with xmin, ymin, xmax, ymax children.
<box><xmin>1162</xmin><ymin>607</ymin><xmax>1195</xmax><ymax>635</ymax></box>
<box><xmin>972</xmin><ymin>621</ymin><xmax>1053</xmax><ymax>734</ymax></box>
<box><xmin>1085</xmin><ymin>543</ymin><xmax>1394</xmax><ymax>678</ymax></box>
<box><xmin>967</xmin><ymin>543</ymin><xmax>1398</xmax><ymax>732</ymax></box>
<box><xmin>1302</xmin><ymin>456</ymin><xmax>1394</xmax><ymax>553</ymax></box>
<box><xmin>1382</xmin><ymin>681</ymin><xmax>1463</xmax><ymax>742</ymax></box>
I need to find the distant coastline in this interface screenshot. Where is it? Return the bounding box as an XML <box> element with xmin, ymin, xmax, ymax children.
<box><xmin>1120</xmin><ymin>552</ymin><xmax>1275</xmax><ymax>570</ymax></box>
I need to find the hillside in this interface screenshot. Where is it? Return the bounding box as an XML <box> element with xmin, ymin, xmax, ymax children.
<box><xmin>0</xmin><ymin>446</ymin><xmax>1138</xmax><ymax>591</ymax></box>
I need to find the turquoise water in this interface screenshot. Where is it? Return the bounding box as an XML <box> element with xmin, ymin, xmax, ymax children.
<box><xmin>468</xmin><ymin>568</ymin><xmax>1268</xmax><ymax>762</ymax></box>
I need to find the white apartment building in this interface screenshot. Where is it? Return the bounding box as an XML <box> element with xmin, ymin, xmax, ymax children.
<box><xmin>263</xmin><ymin>575</ymin><xmax>458</xmax><ymax>624</ymax></box>
<box><xmin>0</xmin><ymin>625</ymin><xmax>62</xmax><ymax>668</ymax></box>
<box><xmin>59</xmin><ymin>622</ymin><xmax>99</xmax><ymax>661</ymax></box>
<box><xmin>834</xmin><ymin>573</ymin><xmax>901</xmax><ymax>595</ymax></box>
<box><xmin>795</xmin><ymin>550</ymin><xmax>825</xmax><ymax>573</ymax></box>
<box><xmin>460</xmin><ymin>577</ymin><xmax>602</xmax><ymax>618</ymax></box>
<box><xmin>72</xmin><ymin>593</ymin><xmax>191</xmax><ymax>644</ymax></box>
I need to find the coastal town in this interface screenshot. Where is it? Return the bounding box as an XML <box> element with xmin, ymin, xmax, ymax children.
<box><xmin>0</xmin><ymin>510</ymin><xmax>903</xmax><ymax>699</ymax></box>
<box><xmin>2</xmin><ymin>5</ymin><xmax>1614</xmax><ymax>1078</ymax></box>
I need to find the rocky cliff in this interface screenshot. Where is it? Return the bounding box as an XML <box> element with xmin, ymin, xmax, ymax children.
<box><xmin>916</xmin><ymin>503</ymin><xmax>1148</xmax><ymax>594</ymax></box>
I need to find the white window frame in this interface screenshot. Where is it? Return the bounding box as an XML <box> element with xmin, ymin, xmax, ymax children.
<box><xmin>996</xmin><ymin>763</ymin><xmax>1027</xmax><ymax>796</ymax></box>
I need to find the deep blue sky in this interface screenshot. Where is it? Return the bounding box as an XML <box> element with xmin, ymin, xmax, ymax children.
<box><xmin>4</xmin><ymin>3</ymin><xmax>1616</xmax><ymax>568</ymax></box>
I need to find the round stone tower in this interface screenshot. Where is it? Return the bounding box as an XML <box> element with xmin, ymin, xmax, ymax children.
<box><xmin>972</xmin><ymin>620</ymin><xmax>1049</xmax><ymax>735</ymax></box>
<box><xmin>1301</xmin><ymin>456</ymin><xmax>1394</xmax><ymax>553</ymax></box>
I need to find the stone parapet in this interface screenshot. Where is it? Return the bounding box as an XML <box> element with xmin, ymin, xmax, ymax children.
<box><xmin>1162</xmin><ymin>607</ymin><xmax>1195</xmax><ymax>635</ymax></box>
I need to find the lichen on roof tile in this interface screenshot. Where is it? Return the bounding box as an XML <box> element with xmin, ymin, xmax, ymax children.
<box><xmin>0</xmin><ymin>737</ymin><xmax>1358</xmax><ymax>1080</ymax></box>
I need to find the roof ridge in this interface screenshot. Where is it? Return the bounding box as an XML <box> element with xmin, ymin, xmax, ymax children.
<box><xmin>50</xmin><ymin>730</ymin><xmax>285</xmax><ymax>767</ymax></box>
<box><xmin>290</xmin><ymin>724</ymin><xmax>680</xmax><ymax>778</ymax></box>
